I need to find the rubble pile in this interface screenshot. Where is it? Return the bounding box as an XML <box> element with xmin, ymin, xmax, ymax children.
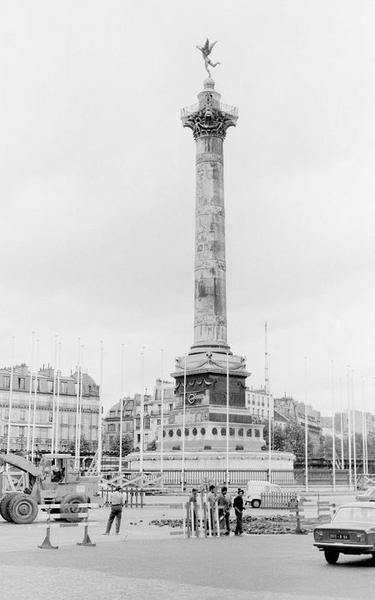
<box><xmin>149</xmin><ymin>517</ymin><xmax>184</xmax><ymax>528</ymax></box>
<box><xmin>149</xmin><ymin>513</ymin><xmax>313</xmax><ymax>534</ymax></box>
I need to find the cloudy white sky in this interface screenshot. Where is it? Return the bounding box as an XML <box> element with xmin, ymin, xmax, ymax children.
<box><xmin>1</xmin><ymin>1</ymin><xmax>374</xmax><ymax>415</ymax></box>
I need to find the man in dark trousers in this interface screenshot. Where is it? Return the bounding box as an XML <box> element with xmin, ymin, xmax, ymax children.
<box><xmin>103</xmin><ymin>486</ymin><xmax>124</xmax><ymax>535</ymax></box>
<box><xmin>217</xmin><ymin>486</ymin><xmax>232</xmax><ymax>535</ymax></box>
<box><xmin>233</xmin><ymin>488</ymin><xmax>245</xmax><ymax>536</ymax></box>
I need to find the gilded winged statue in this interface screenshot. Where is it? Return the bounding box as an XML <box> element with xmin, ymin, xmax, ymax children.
<box><xmin>196</xmin><ymin>39</ymin><xmax>221</xmax><ymax>77</ymax></box>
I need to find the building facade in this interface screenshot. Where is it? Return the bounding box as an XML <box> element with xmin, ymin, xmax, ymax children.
<box><xmin>103</xmin><ymin>379</ymin><xmax>176</xmax><ymax>453</ymax></box>
<box><xmin>246</xmin><ymin>387</ymin><xmax>274</xmax><ymax>421</ymax></box>
<box><xmin>0</xmin><ymin>364</ymin><xmax>100</xmax><ymax>453</ymax></box>
<box><xmin>274</xmin><ymin>395</ymin><xmax>322</xmax><ymax>454</ymax></box>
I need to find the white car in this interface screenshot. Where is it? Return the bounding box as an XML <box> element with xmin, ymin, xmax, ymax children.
<box><xmin>245</xmin><ymin>480</ymin><xmax>282</xmax><ymax>508</ymax></box>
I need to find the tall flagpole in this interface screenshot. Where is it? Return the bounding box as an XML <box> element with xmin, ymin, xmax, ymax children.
<box><xmin>181</xmin><ymin>354</ymin><xmax>187</xmax><ymax>492</ymax></box>
<box><xmin>74</xmin><ymin>338</ymin><xmax>81</xmax><ymax>470</ymax></box>
<box><xmin>77</xmin><ymin>348</ymin><xmax>84</xmax><ymax>470</ymax></box>
<box><xmin>160</xmin><ymin>349</ymin><xmax>164</xmax><ymax>480</ymax></box>
<box><xmin>139</xmin><ymin>347</ymin><xmax>145</xmax><ymax>474</ymax></box>
<box><xmin>304</xmin><ymin>356</ymin><xmax>309</xmax><ymax>492</ymax></box>
<box><xmin>26</xmin><ymin>331</ymin><xmax>35</xmax><ymax>454</ymax></box>
<box><xmin>51</xmin><ymin>334</ymin><xmax>58</xmax><ymax>454</ymax></box>
<box><xmin>119</xmin><ymin>344</ymin><xmax>125</xmax><ymax>474</ymax></box>
<box><xmin>331</xmin><ymin>360</ymin><xmax>336</xmax><ymax>490</ymax></box>
<box><xmin>31</xmin><ymin>338</ymin><xmax>40</xmax><ymax>461</ymax></box>
<box><xmin>347</xmin><ymin>365</ymin><xmax>353</xmax><ymax>489</ymax></box>
<box><xmin>352</xmin><ymin>369</ymin><xmax>357</xmax><ymax>490</ymax></box>
<box><xmin>338</xmin><ymin>377</ymin><xmax>344</xmax><ymax>470</ymax></box>
<box><xmin>361</xmin><ymin>377</ymin><xmax>366</xmax><ymax>476</ymax></box>
<box><xmin>226</xmin><ymin>351</ymin><xmax>230</xmax><ymax>487</ymax></box>
<box><xmin>6</xmin><ymin>336</ymin><xmax>15</xmax><ymax>454</ymax></box>
<box><xmin>55</xmin><ymin>341</ymin><xmax>61</xmax><ymax>453</ymax></box>
<box><xmin>97</xmin><ymin>341</ymin><xmax>104</xmax><ymax>475</ymax></box>
<box><xmin>265</xmin><ymin>322</ymin><xmax>272</xmax><ymax>483</ymax></box>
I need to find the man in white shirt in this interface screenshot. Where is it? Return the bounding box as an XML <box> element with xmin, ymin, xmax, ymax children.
<box><xmin>103</xmin><ymin>486</ymin><xmax>124</xmax><ymax>535</ymax></box>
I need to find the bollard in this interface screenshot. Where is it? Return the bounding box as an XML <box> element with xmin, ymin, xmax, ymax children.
<box><xmin>214</xmin><ymin>504</ymin><xmax>220</xmax><ymax>536</ymax></box>
<box><xmin>140</xmin><ymin>488</ymin><xmax>144</xmax><ymax>508</ymax></box>
<box><xmin>77</xmin><ymin>515</ymin><xmax>96</xmax><ymax>547</ymax></box>
<box><xmin>294</xmin><ymin>500</ymin><xmax>305</xmax><ymax>534</ymax></box>
<box><xmin>182</xmin><ymin>502</ymin><xmax>186</xmax><ymax>538</ymax></box>
<box><xmin>38</xmin><ymin>508</ymin><xmax>58</xmax><ymax>550</ymax></box>
<box><xmin>185</xmin><ymin>502</ymin><xmax>191</xmax><ymax>538</ymax></box>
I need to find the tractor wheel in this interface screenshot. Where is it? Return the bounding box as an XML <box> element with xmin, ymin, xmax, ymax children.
<box><xmin>8</xmin><ymin>494</ymin><xmax>38</xmax><ymax>524</ymax></box>
<box><xmin>60</xmin><ymin>494</ymin><xmax>88</xmax><ymax>522</ymax></box>
<box><xmin>0</xmin><ymin>493</ymin><xmax>20</xmax><ymax>522</ymax></box>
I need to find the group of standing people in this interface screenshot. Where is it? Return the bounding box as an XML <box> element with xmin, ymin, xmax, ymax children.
<box><xmin>190</xmin><ymin>485</ymin><xmax>245</xmax><ymax>536</ymax></box>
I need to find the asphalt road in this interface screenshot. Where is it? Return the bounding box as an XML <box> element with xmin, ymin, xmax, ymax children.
<box><xmin>0</xmin><ymin>493</ymin><xmax>370</xmax><ymax>600</ymax></box>
<box><xmin>0</xmin><ymin>525</ymin><xmax>374</xmax><ymax>600</ymax></box>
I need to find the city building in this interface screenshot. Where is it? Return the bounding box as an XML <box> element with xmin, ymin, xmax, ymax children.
<box><xmin>327</xmin><ymin>411</ymin><xmax>375</xmax><ymax>436</ymax></box>
<box><xmin>246</xmin><ymin>387</ymin><xmax>274</xmax><ymax>421</ymax></box>
<box><xmin>0</xmin><ymin>364</ymin><xmax>100</xmax><ymax>453</ymax></box>
<box><xmin>103</xmin><ymin>379</ymin><xmax>175</xmax><ymax>452</ymax></box>
<box><xmin>274</xmin><ymin>395</ymin><xmax>322</xmax><ymax>453</ymax></box>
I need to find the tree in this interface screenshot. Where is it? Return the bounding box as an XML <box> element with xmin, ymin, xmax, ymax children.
<box><xmin>263</xmin><ymin>421</ymin><xmax>314</xmax><ymax>459</ymax></box>
<box><xmin>108</xmin><ymin>433</ymin><xmax>133</xmax><ymax>457</ymax></box>
<box><xmin>263</xmin><ymin>423</ymin><xmax>287</xmax><ymax>451</ymax></box>
<box><xmin>66</xmin><ymin>435</ymin><xmax>92</xmax><ymax>455</ymax></box>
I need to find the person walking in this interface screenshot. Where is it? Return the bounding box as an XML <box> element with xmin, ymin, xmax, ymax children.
<box><xmin>103</xmin><ymin>486</ymin><xmax>124</xmax><ymax>535</ymax></box>
<box><xmin>233</xmin><ymin>488</ymin><xmax>245</xmax><ymax>536</ymax></box>
<box><xmin>217</xmin><ymin>486</ymin><xmax>232</xmax><ymax>535</ymax></box>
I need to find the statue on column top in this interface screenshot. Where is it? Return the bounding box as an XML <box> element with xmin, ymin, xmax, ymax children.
<box><xmin>196</xmin><ymin>39</ymin><xmax>221</xmax><ymax>78</ymax></box>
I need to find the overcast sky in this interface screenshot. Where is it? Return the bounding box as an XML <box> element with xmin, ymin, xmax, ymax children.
<box><xmin>0</xmin><ymin>1</ymin><xmax>374</xmax><ymax>415</ymax></box>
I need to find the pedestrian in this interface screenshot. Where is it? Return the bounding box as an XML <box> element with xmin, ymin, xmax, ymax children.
<box><xmin>206</xmin><ymin>484</ymin><xmax>217</xmax><ymax>534</ymax></box>
<box><xmin>233</xmin><ymin>488</ymin><xmax>245</xmax><ymax>536</ymax></box>
<box><xmin>103</xmin><ymin>486</ymin><xmax>124</xmax><ymax>535</ymax></box>
<box><xmin>217</xmin><ymin>486</ymin><xmax>232</xmax><ymax>535</ymax></box>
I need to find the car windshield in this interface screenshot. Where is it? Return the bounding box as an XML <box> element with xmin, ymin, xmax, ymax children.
<box><xmin>334</xmin><ymin>506</ymin><xmax>375</xmax><ymax>522</ymax></box>
<box><xmin>363</xmin><ymin>487</ymin><xmax>375</xmax><ymax>496</ymax></box>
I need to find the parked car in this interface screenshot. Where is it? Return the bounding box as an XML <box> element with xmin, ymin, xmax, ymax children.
<box><xmin>356</xmin><ymin>486</ymin><xmax>375</xmax><ymax>502</ymax></box>
<box><xmin>245</xmin><ymin>480</ymin><xmax>281</xmax><ymax>508</ymax></box>
<box><xmin>313</xmin><ymin>502</ymin><xmax>375</xmax><ymax>564</ymax></box>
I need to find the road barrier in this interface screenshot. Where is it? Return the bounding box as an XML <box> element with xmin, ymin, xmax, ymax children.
<box><xmin>38</xmin><ymin>507</ymin><xmax>58</xmax><ymax>550</ymax></box>
<box><xmin>260</xmin><ymin>491</ymin><xmax>298</xmax><ymax>509</ymax></box>
<box><xmin>184</xmin><ymin>497</ymin><xmax>223</xmax><ymax>538</ymax></box>
<box><xmin>38</xmin><ymin>503</ymin><xmax>97</xmax><ymax>550</ymax></box>
<box><xmin>101</xmin><ymin>487</ymin><xmax>144</xmax><ymax>508</ymax></box>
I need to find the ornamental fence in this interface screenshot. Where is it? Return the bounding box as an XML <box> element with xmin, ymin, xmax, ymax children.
<box><xmin>100</xmin><ymin>468</ymin><xmax>295</xmax><ymax>487</ymax></box>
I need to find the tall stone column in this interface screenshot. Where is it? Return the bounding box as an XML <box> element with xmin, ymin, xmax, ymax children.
<box><xmin>181</xmin><ymin>78</ymin><xmax>238</xmax><ymax>355</ymax></box>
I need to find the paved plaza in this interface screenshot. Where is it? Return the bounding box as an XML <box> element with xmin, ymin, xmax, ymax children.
<box><xmin>0</xmin><ymin>494</ymin><xmax>373</xmax><ymax>600</ymax></box>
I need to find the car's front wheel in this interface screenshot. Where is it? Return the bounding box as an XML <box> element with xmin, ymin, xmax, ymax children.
<box><xmin>324</xmin><ymin>549</ymin><xmax>339</xmax><ymax>565</ymax></box>
<box><xmin>251</xmin><ymin>499</ymin><xmax>261</xmax><ymax>508</ymax></box>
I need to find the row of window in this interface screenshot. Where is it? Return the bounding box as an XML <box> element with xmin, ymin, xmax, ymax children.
<box><xmin>1</xmin><ymin>376</ymin><xmax>69</xmax><ymax>394</ymax></box>
<box><xmin>163</xmin><ymin>427</ymin><xmax>261</xmax><ymax>438</ymax></box>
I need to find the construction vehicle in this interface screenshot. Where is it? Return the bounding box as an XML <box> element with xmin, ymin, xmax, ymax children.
<box><xmin>0</xmin><ymin>453</ymin><xmax>100</xmax><ymax>524</ymax></box>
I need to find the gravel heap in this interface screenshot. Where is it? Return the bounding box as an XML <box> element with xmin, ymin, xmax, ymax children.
<box><xmin>149</xmin><ymin>514</ymin><xmax>313</xmax><ymax>535</ymax></box>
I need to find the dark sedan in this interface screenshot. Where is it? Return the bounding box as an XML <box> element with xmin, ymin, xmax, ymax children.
<box><xmin>313</xmin><ymin>502</ymin><xmax>375</xmax><ymax>564</ymax></box>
